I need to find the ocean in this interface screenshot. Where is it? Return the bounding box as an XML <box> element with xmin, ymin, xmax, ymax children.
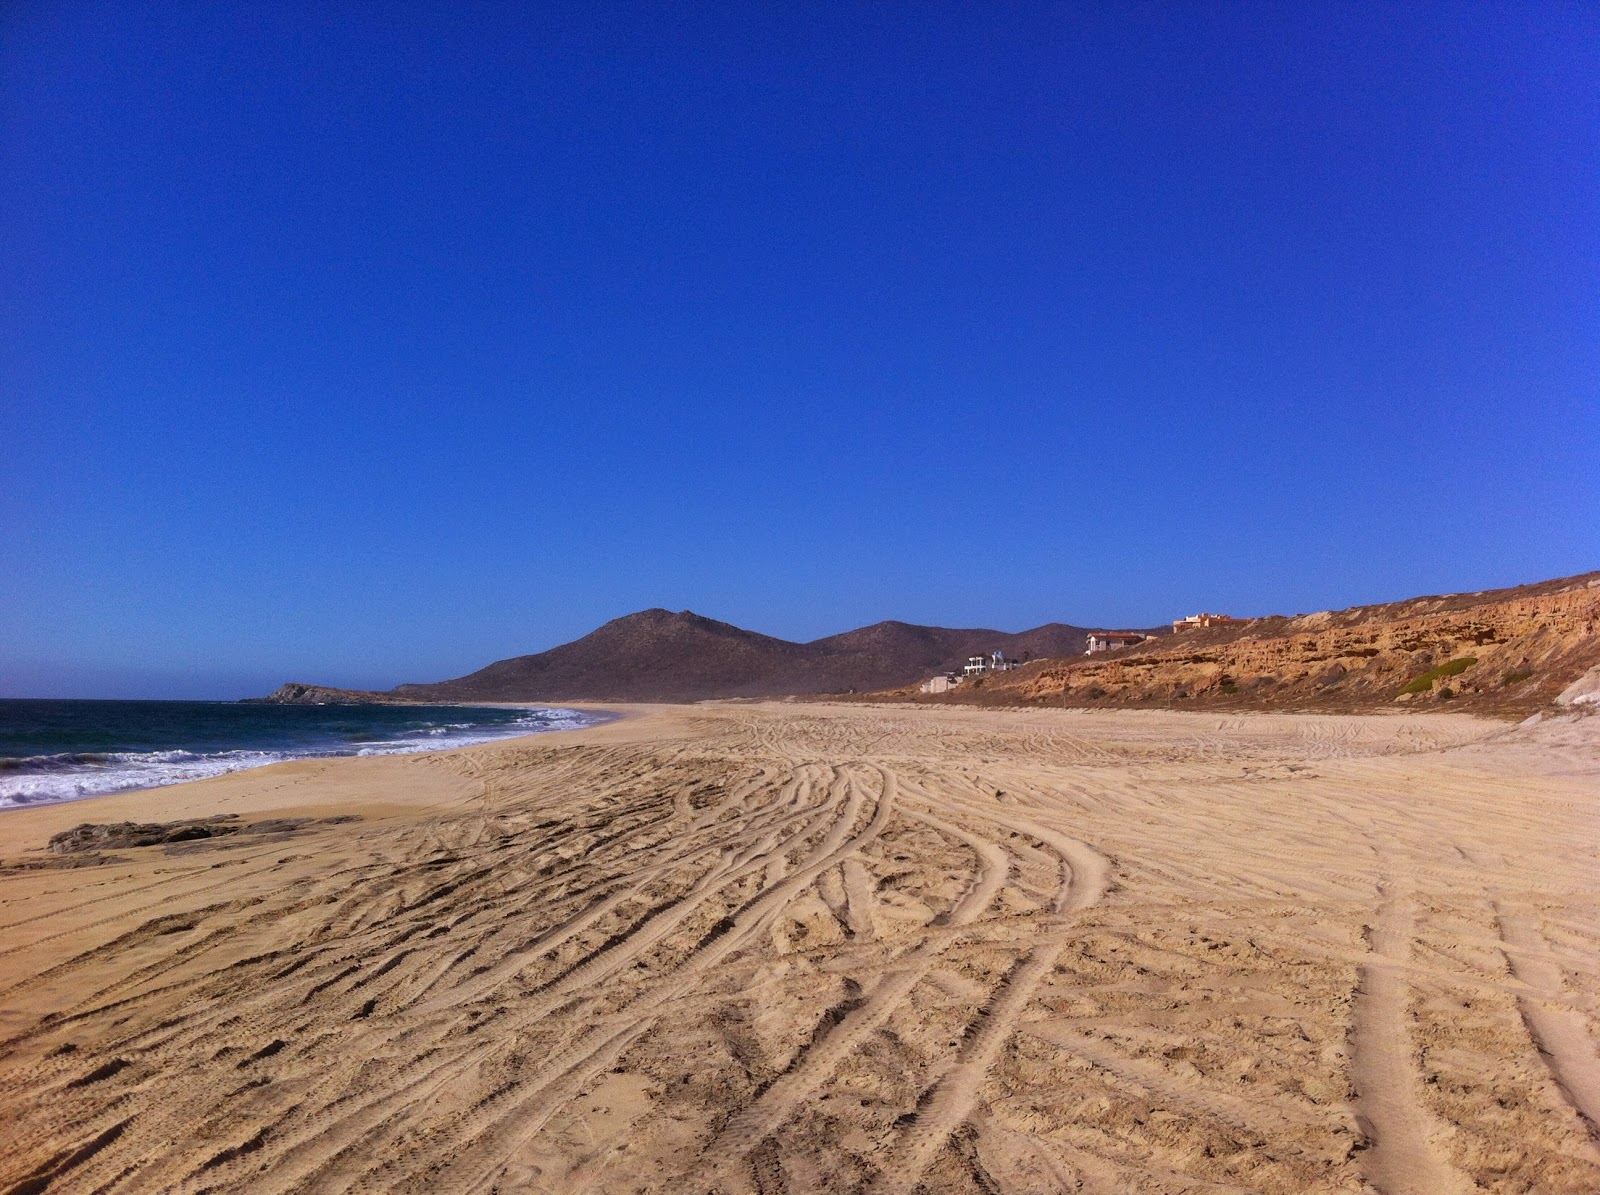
<box><xmin>0</xmin><ymin>698</ymin><xmax>600</xmax><ymax>810</ymax></box>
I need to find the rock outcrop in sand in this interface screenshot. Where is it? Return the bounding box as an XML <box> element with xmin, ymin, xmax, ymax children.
<box><xmin>1</xmin><ymin>703</ymin><xmax>1596</xmax><ymax>1192</ymax></box>
<box><xmin>1557</xmin><ymin>664</ymin><xmax>1600</xmax><ymax>708</ymax></box>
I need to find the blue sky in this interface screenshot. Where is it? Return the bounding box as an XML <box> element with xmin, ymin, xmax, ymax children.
<box><xmin>2</xmin><ymin>2</ymin><xmax>1596</xmax><ymax>698</ymax></box>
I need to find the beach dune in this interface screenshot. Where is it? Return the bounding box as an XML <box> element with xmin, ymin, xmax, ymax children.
<box><xmin>1</xmin><ymin>703</ymin><xmax>1597</xmax><ymax>1193</ymax></box>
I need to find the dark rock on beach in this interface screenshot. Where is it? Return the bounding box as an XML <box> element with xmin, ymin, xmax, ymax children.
<box><xmin>46</xmin><ymin>814</ymin><xmax>364</xmax><ymax>855</ymax></box>
<box><xmin>49</xmin><ymin>816</ymin><xmax>243</xmax><ymax>853</ymax></box>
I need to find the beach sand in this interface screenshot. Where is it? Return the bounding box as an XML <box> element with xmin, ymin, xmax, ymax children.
<box><xmin>1</xmin><ymin>702</ymin><xmax>1596</xmax><ymax>1193</ymax></box>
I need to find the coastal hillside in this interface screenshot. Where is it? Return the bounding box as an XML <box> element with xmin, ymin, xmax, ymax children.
<box><xmin>892</xmin><ymin>571</ymin><xmax>1600</xmax><ymax>716</ymax></box>
<box><xmin>257</xmin><ymin>610</ymin><xmax>1142</xmax><ymax>704</ymax></box>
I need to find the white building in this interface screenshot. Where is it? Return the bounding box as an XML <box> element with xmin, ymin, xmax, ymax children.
<box><xmin>964</xmin><ymin>651</ymin><xmax>1019</xmax><ymax>676</ymax></box>
<box><xmin>1085</xmin><ymin>632</ymin><xmax>1146</xmax><ymax>655</ymax></box>
<box><xmin>920</xmin><ymin>675</ymin><xmax>961</xmax><ymax>694</ymax></box>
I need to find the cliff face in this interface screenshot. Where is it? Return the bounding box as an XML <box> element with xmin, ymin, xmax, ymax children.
<box><xmin>905</xmin><ymin>572</ymin><xmax>1600</xmax><ymax>716</ymax></box>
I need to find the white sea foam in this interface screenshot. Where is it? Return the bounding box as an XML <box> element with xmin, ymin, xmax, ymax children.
<box><xmin>0</xmin><ymin>749</ymin><xmax>295</xmax><ymax>808</ymax></box>
<box><xmin>0</xmin><ymin>707</ymin><xmax>597</xmax><ymax>810</ymax></box>
<box><xmin>349</xmin><ymin>708</ymin><xmax>592</xmax><ymax>756</ymax></box>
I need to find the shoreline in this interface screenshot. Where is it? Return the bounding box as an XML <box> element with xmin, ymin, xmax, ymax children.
<box><xmin>0</xmin><ymin>701</ymin><xmax>627</xmax><ymax>821</ymax></box>
<box><xmin>0</xmin><ymin>703</ymin><xmax>639</xmax><ymax>853</ymax></box>
<box><xmin>0</xmin><ymin>700</ymin><xmax>1530</xmax><ymax>850</ymax></box>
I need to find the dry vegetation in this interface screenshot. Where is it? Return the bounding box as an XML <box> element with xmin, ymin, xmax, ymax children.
<box><xmin>0</xmin><ymin>703</ymin><xmax>1596</xmax><ymax>1193</ymax></box>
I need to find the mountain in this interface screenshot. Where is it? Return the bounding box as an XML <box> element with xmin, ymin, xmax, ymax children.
<box><xmin>255</xmin><ymin>610</ymin><xmax>1146</xmax><ymax>704</ymax></box>
<box><xmin>803</xmin><ymin>620</ymin><xmax>1103</xmax><ymax>693</ymax></box>
<box><xmin>393</xmin><ymin>610</ymin><xmax>814</xmax><ymax>703</ymax></box>
<box><xmin>886</xmin><ymin>570</ymin><xmax>1600</xmax><ymax>717</ymax></box>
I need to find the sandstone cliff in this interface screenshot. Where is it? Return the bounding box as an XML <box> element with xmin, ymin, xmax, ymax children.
<box><xmin>886</xmin><ymin>572</ymin><xmax>1600</xmax><ymax>717</ymax></box>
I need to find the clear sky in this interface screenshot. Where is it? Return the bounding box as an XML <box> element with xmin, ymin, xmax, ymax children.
<box><xmin>2</xmin><ymin>2</ymin><xmax>1596</xmax><ymax>699</ymax></box>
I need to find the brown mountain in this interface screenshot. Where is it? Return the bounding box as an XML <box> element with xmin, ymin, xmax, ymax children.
<box><xmin>393</xmin><ymin>610</ymin><xmax>813</xmax><ymax>703</ymax></box>
<box><xmin>255</xmin><ymin>610</ymin><xmax>1146</xmax><ymax>704</ymax></box>
<box><xmin>887</xmin><ymin>570</ymin><xmax>1600</xmax><ymax>717</ymax></box>
<box><xmin>804</xmin><ymin>620</ymin><xmax>1105</xmax><ymax>692</ymax></box>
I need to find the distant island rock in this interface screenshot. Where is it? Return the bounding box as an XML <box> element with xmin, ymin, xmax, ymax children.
<box><xmin>245</xmin><ymin>683</ymin><xmax>406</xmax><ymax>705</ymax></box>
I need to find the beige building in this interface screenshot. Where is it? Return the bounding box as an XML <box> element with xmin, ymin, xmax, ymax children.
<box><xmin>1172</xmin><ymin>612</ymin><xmax>1237</xmax><ymax>632</ymax></box>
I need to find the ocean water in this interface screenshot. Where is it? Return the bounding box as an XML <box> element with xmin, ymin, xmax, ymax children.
<box><xmin>0</xmin><ymin>699</ymin><xmax>600</xmax><ymax>810</ymax></box>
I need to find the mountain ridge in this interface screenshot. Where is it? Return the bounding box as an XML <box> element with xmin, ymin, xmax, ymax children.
<box><xmin>255</xmin><ymin>610</ymin><xmax>1149</xmax><ymax>704</ymax></box>
<box><xmin>253</xmin><ymin>571</ymin><xmax>1600</xmax><ymax>711</ymax></box>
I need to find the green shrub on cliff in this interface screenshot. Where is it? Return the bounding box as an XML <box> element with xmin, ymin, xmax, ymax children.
<box><xmin>1399</xmin><ymin>657</ymin><xmax>1477</xmax><ymax>695</ymax></box>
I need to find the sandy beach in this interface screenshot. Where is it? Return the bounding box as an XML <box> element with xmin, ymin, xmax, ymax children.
<box><xmin>1</xmin><ymin>702</ymin><xmax>1596</xmax><ymax>1193</ymax></box>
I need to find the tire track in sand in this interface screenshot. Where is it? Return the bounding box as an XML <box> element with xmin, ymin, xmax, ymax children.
<box><xmin>1495</xmin><ymin>902</ymin><xmax>1600</xmax><ymax>1143</ymax></box>
<box><xmin>867</xmin><ymin>820</ymin><xmax>1110</xmax><ymax>1195</ymax></box>
<box><xmin>698</xmin><ymin>787</ymin><xmax>1011</xmax><ymax>1182</ymax></box>
<box><xmin>1349</xmin><ymin>879</ymin><xmax>1474</xmax><ymax>1195</ymax></box>
<box><xmin>3</xmin><ymin>704</ymin><xmax>1596</xmax><ymax>1194</ymax></box>
<box><xmin>416</xmin><ymin>765</ymin><xmax>898</xmax><ymax>1194</ymax></box>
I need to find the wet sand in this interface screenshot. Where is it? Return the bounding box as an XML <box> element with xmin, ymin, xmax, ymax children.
<box><xmin>1</xmin><ymin>703</ymin><xmax>1596</xmax><ymax>1193</ymax></box>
